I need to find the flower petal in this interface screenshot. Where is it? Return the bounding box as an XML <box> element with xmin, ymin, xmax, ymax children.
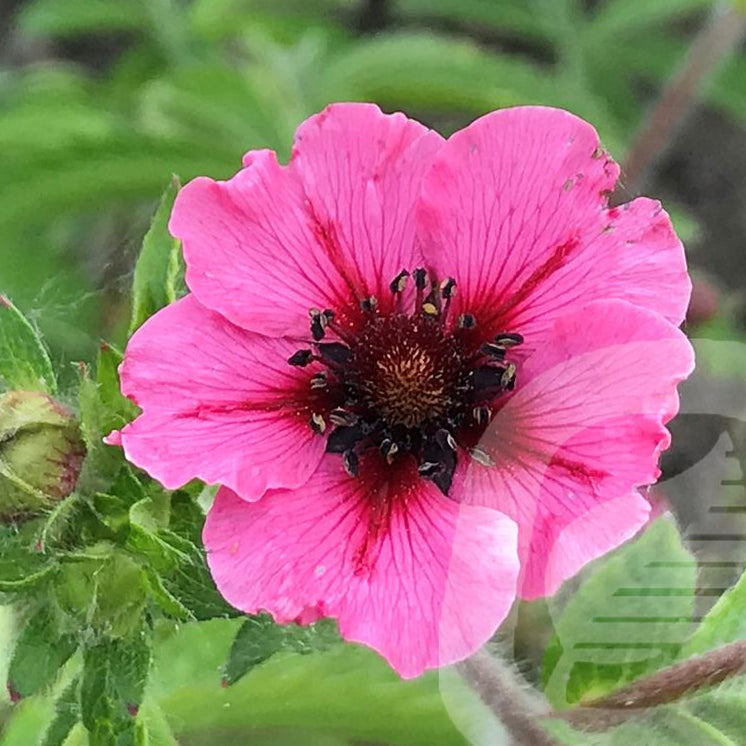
<box><xmin>204</xmin><ymin>455</ymin><xmax>519</xmax><ymax>679</ymax></box>
<box><xmin>290</xmin><ymin>103</ymin><xmax>444</xmax><ymax>316</ymax></box>
<box><xmin>171</xmin><ymin>104</ymin><xmax>443</xmax><ymax>336</ymax></box>
<box><xmin>113</xmin><ymin>295</ymin><xmax>326</xmax><ymax>500</ymax></box>
<box><xmin>462</xmin><ymin>300</ymin><xmax>694</xmax><ymax>599</ymax></box>
<box><xmin>417</xmin><ymin>106</ymin><xmax>690</xmax><ymax>342</ymax></box>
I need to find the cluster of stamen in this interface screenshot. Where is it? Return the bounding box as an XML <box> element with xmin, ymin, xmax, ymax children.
<box><xmin>288</xmin><ymin>268</ymin><xmax>523</xmax><ymax>495</ymax></box>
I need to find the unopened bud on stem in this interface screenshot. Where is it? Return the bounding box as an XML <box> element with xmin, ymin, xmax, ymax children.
<box><xmin>0</xmin><ymin>391</ymin><xmax>85</xmax><ymax>521</ymax></box>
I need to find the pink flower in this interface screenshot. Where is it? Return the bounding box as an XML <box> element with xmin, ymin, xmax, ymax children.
<box><xmin>110</xmin><ymin>104</ymin><xmax>693</xmax><ymax>678</ymax></box>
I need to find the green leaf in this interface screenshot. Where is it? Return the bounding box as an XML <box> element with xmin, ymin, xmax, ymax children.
<box><xmin>78</xmin><ymin>344</ymin><xmax>137</xmax><ymax>486</ymax></box>
<box><xmin>95</xmin><ymin>344</ymin><xmax>139</xmax><ymax>434</ymax></box>
<box><xmin>0</xmin><ymin>522</ymin><xmax>57</xmax><ymax>594</ymax></box>
<box><xmin>224</xmin><ymin>614</ymin><xmax>285</xmax><ymax>684</ymax></box>
<box><xmin>543</xmin><ymin>518</ymin><xmax>697</xmax><ymax>708</ymax></box>
<box><xmin>41</xmin><ymin>677</ymin><xmax>80</xmax><ymax>746</ymax></box>
<box><xmin>151</xmin><ymin>619</ymin><xmax>470</xmax><ymax>746</ymax></box>
<box><xmin>18</xmin><ymin>0</ymin><xmax>147</xmax><ymax>38</ymax></box>
<box><xmin>142</xmin><ymin>566</ymin><xmax>192</xmax><ymax>621</ymax></box>
<box><xmin>129</xmin><ymin>180</ymin><xmax>183</xmax><ymax>335</ymax></box>
<box><xmin>8</xmin><ymin>605</ymin><xmax>77</xmax><ymax>698</ymax></box>
<box><xmin>91</xmin><ymin>553</ymin><xmax>149</xmax><ymax>639</ymax></box>
<box><xmin>80</xmin><ymin>631</ymin><xmax>152</xmax><ymax>746</ymax></box>
<box><xmin>126</xmin><ymin>491</ymin><xmax>235</xmax><ymax>620</ymax></box>
<box><xmin>321</xmin><ymin>33</ymin><xmax>555</xmax><ymax>119</ymax></box>
<box><xmin>586</xmin><ymin>0</ymin><xmax>715</xmax><ymax>41</ymax></box>
<box><xmin>681</xmin><ymin>567</ymin><xmax>746</xmax><ymax>658</ymax></box>
<box><xmin>225</xmin><ymin>615</ymin><xmax>340</xmax><ymax>685</ymax></box>
<box><xmin>396</xmin><ymin>0</ymin><xmax>548</xmax><ymax>40</ymax></box>
<box><xmin>0</xmin><ymin>295</ymin><xmax>56</xmax><ymax>393</ymax></box>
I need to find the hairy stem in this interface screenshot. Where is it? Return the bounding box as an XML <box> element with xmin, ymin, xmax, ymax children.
<box><xmin>460</xmin><ymin>640</ymin><xmax>746</xmax><ymax>739</ymax></box>
<box><xmin>456</xmin><ymin>651</ymin><xmax>559</xmax><ymax>746</ymax></box>
<box><xmin>555</xmin><ymin>640</ymin><xmax>746</xmax><ymax>731</ymax></box>
<box><xmin>621</xmin><ymin>2</ymin><xmax>746</xmax><ymax>193</ymax></box>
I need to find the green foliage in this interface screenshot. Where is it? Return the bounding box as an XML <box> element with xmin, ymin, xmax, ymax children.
<box><xmin>78</xmin><ymin>343</ymin><xmax>137</xmax><ymax>484</ymax></box>
<box><xmin>0</xmin><ymin>0</ymin><xmax>734</xmax><ymax>358</ymax></box>
<box><xmin>0</xmin><ymin>522</ymin><xmax>57</xmax><ymax>594</ymax></box>
<box><xmin>225</xmin><ymin>614</ymin><xmax>341</xmax><ymax>685</ymax></box>
<box><xmin>8</xmin><ymin>605</ymin><xmax>77</xmax><ymax>698</ymax></box>
<box><xmin>681</xmin><ymin>566</ymin><xmax>746</xmax><ymax>657</ymax></box>
<box><xmin>543</xmin><ymin>519</ymin><xmax>697</xmax><ymax>708</ymax></box>
<box><xmin>545</xmin><ymin>676</ymin><xmax>746</xmax><ymax>745</ymax></box>
<box><xmin>0</xmin><ymin>296</ymin><xmax>56</xmax><ymax>393</ymax></box>
<box><xmin>1</xmin><ymin>1</ymin><xmax>746</xmax><ymax>744</ymax></box>
<box><xmin>152</xmin><ymin>619</ymin><xmax>471</xmax><ymax>746</ymax></box>
<box><xmin>41</xmin><ymin>677</ymin><xmax>80</xmax><ymax>746</ymax></box>
<box><xmin>80</xmin><ymin>632</ymin><xmax>151</xmax><ymax>746</ymax></box>
<box><xmin>129</xmin><ymin>180</ymin><xmax>184</xmax><ymax>336</ymax></box>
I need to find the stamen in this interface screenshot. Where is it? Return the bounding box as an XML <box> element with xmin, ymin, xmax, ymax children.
<box><xmin>441</xmin><ymin>429</ymin><xmax>458</xmax><ymax>451</ymax></box>
<box><xmin>288</xmin><ymin>349</ymin><xmax>314</xmax><ymax>366</ymax></box>
<box><xmin>413</xmin><ymin>268</ymin><xmax>428</xmax><ymax>290</ymax></box>
<box><xmin>317</xmin><ymin>342</ymin><xmax>351</xmax><ymax>366</ymax></box>
<box><xmin>471</xmin><ymin>447</ymin><xmax>495</xmax><ymax>467</ymax></box>
<box><xmin>458</xmin><ymin>313</ymin><xmax>477</xmax><ymax>329</ymax></box>
<box><xmin>473</xmin><ymin>365</ymin><xmax>507</xmax><ymax>391</ymax></box>
<box><xmin>389</xmin><ymin>269</ymin><xmax>410</xmax><ymax>294</ymax></box>
<box><xmin>360</xmin><ymin>296</ymin><xmax>378</xmax><ymax>313</ymax></box>
<box><xmin>501</xmin><ymin>363</ymin><xmax>517</xmax><ymax>391</ymax></box>
<box><xmin>310</xmin><ymin>372</ymin><xmax>328</xmax><ymax>390</ymax></box>
<box><xmin>327</xmin><ymin>425</ymin><xmax>365</xmax><ymax>453</ymax></box>
<box><xmin>343</xmin><ymin>449</ymin><xmax>359</xmax><ymax>477</ymax></box>
<box><xmin>494</xmin><ymin>332</ymin><xmax>524</xmax><ymax>348</ymax></box>
<box><xmin>309</xmin><ymin>309</ymin><xmax>327</xmax><ymax>341</ymax></box>
<box><xmin>418</xmin><ymin>461</ymin><xmax>440</xmax><ymax>477</ymax></box>
<box><xmin>440</xmin><ymin>278</ymin><xmax>456</xmax><ymax>299</ymax></box>
<box><xmin>291</xmin><ymin>266</ymin><xmax>523</xmax><ymax>495</ymax></box>
<box><xmin>380</xmin><ymin>438</ymin><xmax>399</xmax><ymax>464</ymax></box>
<box><xmin>480</xmin><ymin>342</ymin><xmax>507</xmax><ymax>361</ymax></box>
<box><xmin>440</xmin><ymin>277</ymin><xmax>456</xmax><ymax>324</ymax></box>
<box><xmin>329</xmin><ymin>408</ymin><xmax>358</xmax><ymax>427</ymax></box>
<box><xmin>413</xmin><ymin>267</ymin><xmax>427</xmax><ymax>312</ymax></box>
<box><xmin>472</xmin><ymin>405</ymin><xmax>491</xmax><ymax>426</ymax></box>
<box><xmin>310</xmin><ymin>413</ymin><xmax>326</xmax><ymax>434</ymax></box>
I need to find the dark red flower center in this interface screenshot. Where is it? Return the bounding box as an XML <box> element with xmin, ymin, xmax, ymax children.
<box><xmin>288</xmin><ymin>268</ymin><xmax>523</xmax><ymax>495</ymax></box>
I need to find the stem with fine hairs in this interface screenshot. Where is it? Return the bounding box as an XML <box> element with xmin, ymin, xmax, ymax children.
<box><xmin>457</xmin><ymin>640</ymin><xmax>746</xmax><ymax>741</ymax></box>
<box><xmin>621</xmin><ymin>2</ymin><xmax>746</xmax><ymax>193</ymax></box>
<box><xmin>555</xmin><ymin>639</ymin><xmax>746</xmax><ymax>732</ymax></box>
<box><xmin>456</xmin><ymin>651</ymin><xmax>559</xmax><ymax>746</ymax></box>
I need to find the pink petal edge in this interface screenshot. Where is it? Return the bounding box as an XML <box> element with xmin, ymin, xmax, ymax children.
<box><xmin>462</xmin><ymin>299</ymin><xmax>694</xmax><ymax>599</ymax></box>
<box><xmin>171</xmin><ymin>103</ymin><xmax>444</xmax><ymax>337</ymax></box>
<box><xmin>204</xmin><ymin>457</ymin><xmax>519</xmax><ymax>679</ymax></box>
<box><xmin>115</xmin><ymin>294</ymin><xmax>326</xmax><ymax>500</ymax></box>
<box><xmin>417</xmin><ymin>106</ymin><xmax>691</xmax><ymax>343</ymax></box>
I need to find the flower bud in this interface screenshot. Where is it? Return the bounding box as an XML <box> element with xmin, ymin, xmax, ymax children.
<box><xmin>0</xmin><ymin>391</ymin><xmax>85</xmax><ymax>521</ymax></box>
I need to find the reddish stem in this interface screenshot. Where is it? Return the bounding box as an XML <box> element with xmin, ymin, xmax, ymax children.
<box><xmin>621</xmin><ymin>2</ymin><xmax>746</xmax><ymax>192</ymax></box>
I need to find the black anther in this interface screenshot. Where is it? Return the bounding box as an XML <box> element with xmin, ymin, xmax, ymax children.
<box><xmin>288</xmin><ymin>349</ymin><xmax>314</xmax><ymax>366</ymax></box>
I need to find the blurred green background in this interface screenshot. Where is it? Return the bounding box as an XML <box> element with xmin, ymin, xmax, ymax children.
<box><xmin>2</xmin><ymin>1</ymin><xmax>746</xmax><ymax>744</ymax></box>
<box><xmin>2</xmin><ymin>0</ymin><xmax>746</xmax><ymax>362</ymax></box>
